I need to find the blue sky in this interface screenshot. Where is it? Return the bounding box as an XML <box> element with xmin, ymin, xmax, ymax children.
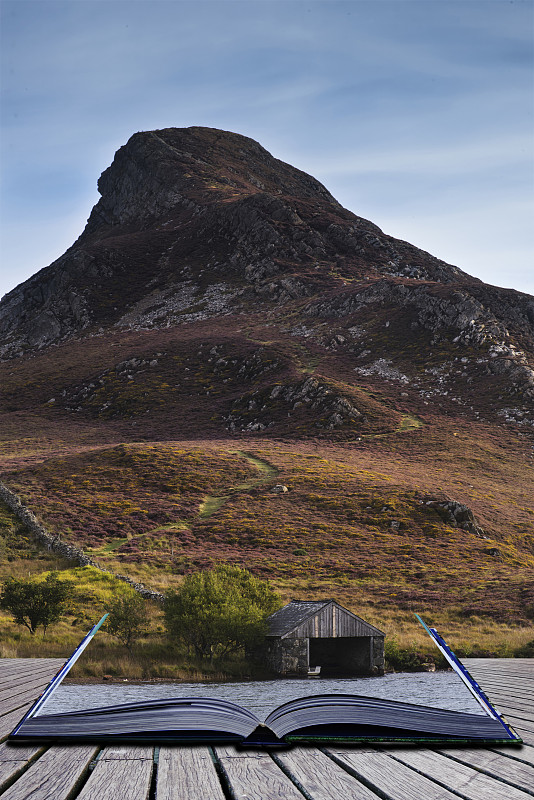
<box><xmin>1</xmin><ymin>0</ymin><xmax>533</xmax><ymax>298</ymax></box>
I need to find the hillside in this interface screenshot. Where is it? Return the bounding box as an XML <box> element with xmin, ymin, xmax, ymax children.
<box><xmin>0</xmin><ymin>126</ymin><xmax>533</xmax><ymax>655</ymax></box>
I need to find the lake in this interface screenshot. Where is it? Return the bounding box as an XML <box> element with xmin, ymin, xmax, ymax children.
<box><xmin>40</xmin><ymin>671</ymin><xmax>486</xmax><ymax>719</ymax></box>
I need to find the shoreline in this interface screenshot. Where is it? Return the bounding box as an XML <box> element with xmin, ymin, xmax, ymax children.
<box><xmin>63</xmin><ymin>667</ymin><xmax>441</xmax><ymax>686</ymax></box>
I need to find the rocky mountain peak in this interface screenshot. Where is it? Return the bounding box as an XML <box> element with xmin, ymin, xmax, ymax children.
<box><xmin>0</xmin><ymin>126</ymin><xmax>533</xmax><ymax>433</ymax></box>
<box><xmin>85</xmin><ymin>126</ymin><xmax>341</xmax><ymax>233</ymax></box>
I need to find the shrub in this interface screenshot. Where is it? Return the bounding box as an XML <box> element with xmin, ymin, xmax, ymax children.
<box><xmin>385</xmin><ymin>638</ymin><xmax>433</xmax><ymax>671</ymax></box>
<box><xmin>164</xmin><ymin>565</ymin><xmax>281</xmax><ymax>661</ymax></box>
<box><xmin>514</xmin><ymin>639</ymin><xmax>534</xmax><ymax>657</ymax></box>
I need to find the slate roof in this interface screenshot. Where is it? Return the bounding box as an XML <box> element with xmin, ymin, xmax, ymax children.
<box><xmin>267</xmin><ymin>600</ymin><xmax>330</xmax><ymax>637</ymax></box>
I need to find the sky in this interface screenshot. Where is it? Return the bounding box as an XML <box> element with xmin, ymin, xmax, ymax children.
<box><xmin>1</xmin><ymin>0</ymin><xmax>533</xmax><ymax>299</ymax></box>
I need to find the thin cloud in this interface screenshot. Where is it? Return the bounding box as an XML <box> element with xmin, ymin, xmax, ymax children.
<box><xmin>1</xmin><ymin>0</ymin><xmax>532</xmax><ymax>296</ymax></box>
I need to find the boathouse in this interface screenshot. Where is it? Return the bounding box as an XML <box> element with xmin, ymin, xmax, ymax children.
<box><xmin>265</xmin><ymin>600</ymin><xmax>385</xmax><ymax>676</ymax></box>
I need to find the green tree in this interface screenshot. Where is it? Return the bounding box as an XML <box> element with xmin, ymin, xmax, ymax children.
<box><xmin>164</xmin><ymin>565</ymin><xmax>281</xmax><ymax>661</ymax></box>
<box><xmin>0</xmin><ymin>572</ymin><xmax>74</xmax><ymax>636</ymax></box>
<box><xmin>106</xmin><ymin>591</ymin><xmax>148</xmax><ymax>652</ymax></box>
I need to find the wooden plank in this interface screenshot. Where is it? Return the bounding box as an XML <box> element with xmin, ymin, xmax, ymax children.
<box><xmin>483</xmin><ymin>702</ymin><xmax>534</xmax><ymax>723</ymax></box>
<box><xmin>0</xmin><ymin>661</ymin><xmax>64</xmax><ymax>688</ymax></box>
<box><xmin>0</xmin><ymin>666</ymin><xmax>62</xmax><ymax>687</ymax></box>
<box><xmin>0</xmin><ymin>659</ymin><xmax>64</xmax><ymax>665</ymax></box>
<box><xmin>390</xmin><ymin>748</ymin><xmax>533</xmax><ymax>800</ymax></box>
<box><xmin>465</xmin><ymin>665</ymin><xmax>534</xmax><ymax>674</ymax></box>
<box><xmin>437</xmin><ymin>747</ymin><xmax>534</xmax><ymax>794</ymax></box>
<box><xmin>471</xmin><ymin>679</ymin><xmax>533</xmax><ymax>691</ymax></box>
<box><xmin>502</xmin><ymin>714</ymin><xmax>534</xmax><ymax>734</ymax></box>
<box><xmin>506</xmin><ymin>725</ymin><xmax>534</xmax><ymax>747</ymax></box>
<box><xmin>0</xmin><ymin>703</ymin><xmax>33</xmax><ymax>740</ymax></box>
<box><xmin>465</xmin><ymin>666</ymin><xmax>534</xmax><ymax>677</ymax></box>
<box><xmin>474</xmin><ymin>680</ymin><xmax>534</xmax><ymax>702</ymax></box>
<box><xmin>492</xmin><ymin>743</ymin><xmax>534</xmax><ymax>766</ymax></box>
<box><xmin>0</xmin><ymin>674</ymin><xmax>57</xmax><ymax>703</ymax></box>
<box><xmin>215</xmin><ymin>746</ymin><xmax>304</xmax><ymax>800</ymax></box>
<box><xmin>0</xmin><ymin>742</ymin><xmax>44</xmax><ymax>793</ymax></box>
<box><xmin>0</xmin><ymin>743</ymin><xmax>43</xmax><ymax>763</ymax></box>
<box><xmin>97</xmin><ymin>745</ymin><xmax>153</xmax><ymax>760</ymax></box>
<box><xmin>485</xmin><ymin>691</ymin><xmax>534</xmax><ymax>705</ymax></box>
<box><xmin>466</xmin><ymin>679</ymin><xmax>534</xmax><ymax>693</ymax></box>
<box><xmin>0</xmin><ymin>658</ymin><xmax>64</xmax><ymax>671</ymax></box>
<box><xmin>156</xmin><ymin>746</ymin><xmax>226</xmax><ymax>800</ymax></box>
<box><xmin>489</xmin><ymin>704</ymin><xmax>534</xmax><ymax>723</ymax></box>
<box><xmin>0</xmin><ymin>744</ymin><xmax>98</xmax><ymax>800</ymax></box>
<box><xmin>469</xmin><ymin>671</ymin><xmax>534</xmax><ymax>681</ymax></box>
<box><xmin>463</xmin><ymin>658</ymin><xmax>534</xmax><ymax>667</ymax></box>
<box><xmin>276</xmin><ymin>747</ymin><xmax>384</xmax><ymax>799</ymax></box>
<box><xmin>327</xmin><ymin>748</ymin><xmax>460</xmax><ymax>800</ymax></box>
<box><xmin>76</xmin><ymin>747</ymin><xmax>153</xmax><ymax>800</ymax></box>
<box><xmin>483</xmin><ymin>691</ymin><xmax>534</xmax><ymax>708</ymax></box>
<box><xmin>0</xmin><ymin>686</ymin><xmax>54</xmax><ymax>717</ymax></box>
<box><xmin>0</xmin><ymin>659</ymin><xmax>64</xmax><ymax>673</ymax></box>
<box><xmin>470</xmin><ymin>679</ymin><xmax>534</xmax><ymax>696</ymax></box>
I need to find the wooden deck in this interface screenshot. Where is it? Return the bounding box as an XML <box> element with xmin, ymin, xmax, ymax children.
<box><xmin>0</xmin><ymin>657</ymin><xmax>532</xmax><ymax>799</ymax></box>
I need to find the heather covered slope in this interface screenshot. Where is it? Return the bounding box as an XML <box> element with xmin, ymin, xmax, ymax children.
<box><xmin>0</xmin><ymin>127</ymin><xmax>533</xmax><ymax>652</ymax></box>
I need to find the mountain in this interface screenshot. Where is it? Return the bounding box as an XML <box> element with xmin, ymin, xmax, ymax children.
<box><xmin>1</xmin><ymin>127</ymin><xmax>533</xmax><ymax>641</ymax></box>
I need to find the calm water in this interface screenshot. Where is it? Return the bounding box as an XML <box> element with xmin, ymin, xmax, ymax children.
<box><xmin>40</xmin><ymin>672</ymin><xmax>485</xmax><ymax>720</ymax></box>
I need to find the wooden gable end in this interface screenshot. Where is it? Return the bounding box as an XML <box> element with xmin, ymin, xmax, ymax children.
<box><xmin>282</xmin><ymin>601</ymin><xmax>384</xmax><ymax>639</ymax></box>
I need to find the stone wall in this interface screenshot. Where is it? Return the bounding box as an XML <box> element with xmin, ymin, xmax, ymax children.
<box><xmin>0</xmin><ymin>480</ymin><xmax>164</xmax><ymax>602</ymax></box>
<box><xmin>265</xmin><ymin>637</ymin><xmax>309</xmax><ymax>675</ymax></box>
<box><xmin>372</xmin><ymin>636</ymin><xmax>385</xmax><ymax>674</ymax></box>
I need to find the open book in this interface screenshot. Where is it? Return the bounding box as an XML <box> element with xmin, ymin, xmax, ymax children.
<box><xmin>10</xmin><ymin>614</ymin><xmax>521</xmax><ymax>746</ymax></box>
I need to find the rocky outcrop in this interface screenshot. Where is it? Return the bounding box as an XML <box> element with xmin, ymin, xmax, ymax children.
<box><xmin>225</xmin><ymin>376</ymin><xmax>363</xmax><ymax>432</ymax></box>
<box><xmin>424</xmin><ymin>498</ymin><xmax>486</xmax><ymax>538</ymax></box>
<box><xmin>307</xmin><ymin>279</ymin><xmax>534</xmax><ymax>406</ymax></box>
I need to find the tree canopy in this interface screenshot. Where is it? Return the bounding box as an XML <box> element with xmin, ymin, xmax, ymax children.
<box><xmin>164</xmin><ymin>566</ymin><xmax>281</xmax><ymax>660</ymax></box>
<box><xmin>106</xmin><ymin>590</ymin><xmax>148</xmax><ymax>652</ymax></box>
<box><xmin>0</xmin><ymin>572</ymin><xmax>74</xmax><ymax>636</ymax></box>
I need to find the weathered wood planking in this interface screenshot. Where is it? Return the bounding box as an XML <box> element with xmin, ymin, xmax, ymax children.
<box><xmin>0</xmin><ymin>659</ymin><xmax>64</xmax><ymax>675</ymax></box>
<box><xmin>275</xmin><ymin>747</ymin><xmax>383</xmax><ymax>799</ymax></box>
<box><xmin>0</xmin><ymin>665</ymin><xmax>63</xmax><ymax>687</ymax></box>
<box><xmin>0</xmin><ymin>658</ymin><xmax>64</xmax><ymax>728</ymax></box>
<box><xmin>0</xmin><ymin>704</ymin><xmax>34</xmax><ymax>740</ymax></box>
<box><xmin>436</xmin><ymin>747</ymin><xmax>534</xmax><ymax>793</ymax></box>
<box><xmin>0</xmin><ymin>745</ymin><xmax>98</xmax><ymax>800</ymax></box>
<box><xmin>501</xmin><ymin>714</ymin><xmax>534</xmax><ymax>733</ymax></box>
<box><xmin>0</xmin><ymin>675</ymin><xmax>62</xmax><ymax>707</ymax></box>
<box><xmin>215</xmin><ymin>746</ymin><xmax>305</xmax><ymax>800</ymax></box>
<box><xmin>482</xmin><ymin>691</ymin><xmax>534</xmax><ymax>710</ymax></box>
<box><xmin>466</xmin><ymin>678</ymin><xmax>534</xmax><ymax>697</ymax></box>
<box><xmin>492</xmin><ymin>743</ymin><xmax>534</xmax><ymax>766</ymax></box>
<box><xmin>327</xmin><ymin>748</ymin><xmax>461</xmax><ymax>800</ymax></box>
<box><xmin>0</xmin><ymin>742</ymin><xmax>44</xmax><ymax>793</ymax></box>
<box><xmin>156</xmin><ymin>746</ymin><xmax>227</xmax><ymax>800</ymax></box>
<box><xmin>463</xmin><ymin>658</ymin><xmax>534</xmax><ymax>672</ymax></box>
<box><xmin>389</xmin><ymin>748</ymin><xmax>533</xmax><ymax>800</ymax></box>
<box><xmin>75</xmin><ymin>746</ymin><xmax>153</xmax><ymax>800</ymax></box>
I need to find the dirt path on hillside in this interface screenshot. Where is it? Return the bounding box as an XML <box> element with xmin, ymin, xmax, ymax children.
<box><xmin>198</xmin><ymin>450</ymin><xmax>279</xmax><ymax>520</ymax></box>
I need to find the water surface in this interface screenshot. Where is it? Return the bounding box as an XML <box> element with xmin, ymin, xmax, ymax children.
<box><xmin>40</xmin><ymin>672</ymin><xmax>485</xmax><ymax>720</ymax></box>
